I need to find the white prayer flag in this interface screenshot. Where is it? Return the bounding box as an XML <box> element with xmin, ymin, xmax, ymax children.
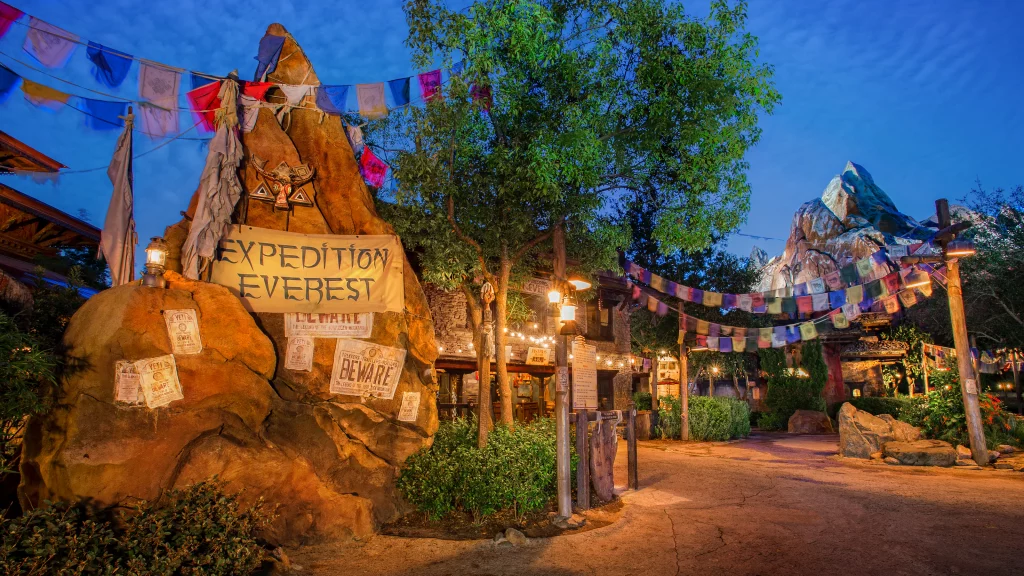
<box><xmin>23</xmin><ymin>18</ymin><xmax>78</xmax><ymax>68</ymax></box>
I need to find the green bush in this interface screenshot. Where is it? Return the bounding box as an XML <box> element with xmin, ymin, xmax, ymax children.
<box><xmin>758</xmin><ymin>345</ymin><xmax>827</xmax><ymax>427</ymax></box>
<box><xmin>0</xmin><ymin>480</ymin><xmax>269</xmax><ymax>575</ymax></box>
<box><xmin>828</xmin><ymin>397</ymin><xmax>915</xmax><ymax>419</ymax></box>
<box><xmin>397</xmin><ymin>417</ymin><xmax>577</xmax><ymax>521</ymax></box>
<box><xmin>658</xmin><ymin>395</ymin><xmax>750</xmax><ymax>441</ymax></box>
<box><xmin>632</xmin><ymin>391</ymin><xmax>653</xmax><ymax>411</ymax></box>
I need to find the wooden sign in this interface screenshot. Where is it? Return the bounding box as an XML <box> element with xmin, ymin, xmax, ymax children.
<box><xmin>135</xmin><ymin>355</ymin><xmax>183</xmax><ymax>408</ymax></box>
<box><xmin>114</xmin><ymin>360</ymin><xmax>142</xmax><ymax>404</ymax></box>
<box><xmin>329</xmin><ymin>339</ymin><xmax>406</xmax><ymax>399</ymax></box>
<box><xmin>572</xmin><ymin>340</ymin><xmax>597</xmax><ymax>410</ymax></box>
<box><xmin>525</xmin><ymin>347</ymin><xmax>553</xmax><ymax>365</ymax></box>
<box><xmin>163</xmin><ymin>309</ymin><xmax>203</xmax><ymax>355</ymax></box>
<box><xmin>398</xmin><ymin>391</ymin><xmax>421</xmax><ymax>422</ymax></box>
<box><xmin>284</xmin><ymin>312</ymin><xmax>373</xmax><ymax>338</ymax></box>
<box><xmin>211</xmin><ymin>226</ymin><xmax>405</xmax><ymax>314</ymax></box>
<box><xmin>284</xmin><ymin>336</ymin><xmax>314</xmax><ymax>371</ymax></box>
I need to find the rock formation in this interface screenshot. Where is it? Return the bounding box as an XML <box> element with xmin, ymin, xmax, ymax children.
<box><xmin>882</xmin><ymin>440</ymin><xmax>957</xmax><ymax>467</ymax></box>
<box><xmin>837</xmin><ymin>403</ymin><xmax>895</xmax><ymax>458</ymax></box>
<box><xmin>755</xmin><ymin>162</ymin><xmax>935</xmax><ymax>292</ymax></box>
<box><xmin>786</xmin><ymin>410</ymin><xmax>834</xmax><ymax>434</ymax></box>
<box><xmin>20</xmin><ymin>25</ymin><xmax>438</xmax><ymax>544</ymax></box>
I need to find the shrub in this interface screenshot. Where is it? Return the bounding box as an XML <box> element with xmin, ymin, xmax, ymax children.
<box><xmin>632</xmin><ymin>391</ymin><xmax>653</xmax><ymax>411</ymax></box>
<box><xmin>0</xmin><ymin>480</ymin><xmax>269</xmax><ymax>575</ymax></box>
<box><xmin>658</xmin><ymin>395</ymin><xmax>750</xmax><ymax>441</ymax></box>
<box><xmin>397</xmin><ymin>417</ymin><xmax>577</xmax><ymax>521</ymax></box>
<box><xmin>828</xmin><ymin>397</ymin><xmax>915</xmax><ymax>420</ymax></box>
<box><xmin>759</xmin><ymin>344</ymin><xmax>827</xmax><ymax>427</ymax></box>
<box><xmin>0</xmin><ymin>312</ymin><xmax>56</xmax><ymax>477</ymax></box>
<box><xmin>900</xmin><ymin>367</ymin><xmax>1016</xmax><ymax>448</ymax></box>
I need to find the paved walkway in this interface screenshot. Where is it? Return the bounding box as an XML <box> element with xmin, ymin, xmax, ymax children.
<box><xmin>292</xmin><ymin>433</ymin><xmax>1024</xmax><ymax>575</ymax></box>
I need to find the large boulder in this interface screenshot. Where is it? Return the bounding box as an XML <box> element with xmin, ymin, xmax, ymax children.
<box><xmin>787</xmin><ymin>410</ymin><xmax>834</xmax><ymax>434</ymax></box>
<box><xmin>882</xmin><ymin>440</ymin><xmax>958</xmax><ymax>467</ymax></box>
<box><xmin>837</xmin><ymin>402</ymin><xmax>894</xmax><ymax>459</ymax></box>
<box><xmin>878</xmin><ymin>414</ymin><xmax>922</xmax><ymax>442</ymax></box>
<box><xmin>20</xmin><ymin>25</ymin><xmax>440</xmax><ymax>544</ymax></box>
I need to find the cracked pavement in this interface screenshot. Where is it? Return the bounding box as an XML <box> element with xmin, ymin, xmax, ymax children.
<box><xmin>292</xmin><ymin>432</ymin><xmax>1024</xmax><ymax>575</ymax></box>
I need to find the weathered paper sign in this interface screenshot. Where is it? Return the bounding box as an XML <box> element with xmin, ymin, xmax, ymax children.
<box><xmin>329</xmin><ymin>339</ymin><xmax>406</xmax><ymax>399</ymax></box>
<box><xmin>525</xmin><ymin>347</ymin><xmax>553</xmax><ymax>365</ymax></box>
<box><xmin>114</xmin><ymin>360</ymin><xmax>142</xmax><ymax>404</ymax></box>
<box><xmin>163</xmin><ymin>309</ymin><xmax>203</xmax><ymax>355</ymax></box>
<box><xmin>284</xmin><ymin>312</ymin><xmax>373</xmax><ymax>338</ymax></box>
<box><xmin>135</xmin><ymin>354</ymin><xmax>184</xmax><ymax>408</ymax></box>
<box><xmin>572</xmin><ymin>340</ymin><xmax>598</xmax><ymax>410</ymax></box>
<box><xmin>285</xmin><ymin>336</ymin><xmax>314</xmax><ymax>372</ymax></box>
<box><xmin>398</xmin><ymin>391</ymin><xmax>421</xmax><ymax>422</ymax></box>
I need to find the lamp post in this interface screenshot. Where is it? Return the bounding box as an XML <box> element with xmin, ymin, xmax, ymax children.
<box><xmin>142</xmin><ymin>237</ymin><xmax>168</xmax><ymax>288</ymax></box>
<box><xmin>902</xmin><ymin>199</ymin><xmax>987</xmax><ymax>465</ymax></box>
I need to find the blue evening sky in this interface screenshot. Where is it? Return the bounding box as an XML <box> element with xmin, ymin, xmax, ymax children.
<box><xmin>1</xmin><ymin>0</ymin><xmax>1022</xmax><ymax>266</ymax></box>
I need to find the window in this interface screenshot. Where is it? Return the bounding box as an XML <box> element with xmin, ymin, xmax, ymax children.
<box><xmin>585</xmin><ymin>297</ymin><xmax>615</xmax><ymax>341</ymax></box>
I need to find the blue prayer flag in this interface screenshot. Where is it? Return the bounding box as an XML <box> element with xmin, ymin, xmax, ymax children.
<box><xmin>316</xmin><ymin>85</ymin><xmax>349</xmax><ymax>114</ymax></box>
<box><xmin>190</xmin><ymin>72</ymin><xmax>216</xmax><ymax>90</ymax></box>
<box><xmin>785</xmin><ymin>326</ymin><xmax>801</xmax><ymax>344</ymax></box>
<box><xmin>388</xmin><ymin>77</ymin><xmax>410</xmax><ymax>107</ymax></box>
<box><xmin>86</xmin><ymin>42</ymin><xmax>132</xmax><ymax>88</ymax></box>
<box><xmin>450</xmin><ymin>60</ymin><xmax>465</xmax><ymax>76</ymax></box>
<box><xmin>79</xmin><ymin>97</ymin><xmax>127</xmax><ymax>130</ymax></box>
<box><xmin>0</xmin><ymin>64</ymin><xmax>19</xmax><ymax>104</ymax></box>
<box><xmin>829</xmin><ymin>290</ymin><xmax>845</xmax><ymax>309</ymax></box>
<box><xmin>254</xmin><ymin>33</ymin><xmax>286</xmax><ymax>81</ymax></box>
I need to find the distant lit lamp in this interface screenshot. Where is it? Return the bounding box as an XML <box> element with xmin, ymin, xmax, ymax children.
<box><xmin>142</xmin><ymin>237</ymin><xmax>168</xmax><ymax>288</ymax></box>
<box><xmin>547</xmin><ymin>289</ymin><xmax>562</xmax><ymax>304</ymax></box>
<box><xmin>568</xmin><ymin>276</ymin><xmax>592</xmax><ymax>291</ymax></box>
<box><xmin>946</xmin><ymin>239</ymin><xmax>976</xmax><ymax>258</ymax></box>
<box><xmin>903</xmin><ymin>266</ymin><xmax>931</xmax><ymax>289</ymax></box>
<box><xmin>711</xmin><ymin>366</ymin><xmax>720</xmax><ymax>375</ymax></box>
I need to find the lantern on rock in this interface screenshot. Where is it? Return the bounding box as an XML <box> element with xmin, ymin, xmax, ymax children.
<box><xmin>143</xmin><ymin>236</ymin><xmax>168</xmax><ymax>288</ymax></box>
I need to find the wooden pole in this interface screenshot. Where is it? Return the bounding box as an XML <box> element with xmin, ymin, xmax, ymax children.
<box><xmin>937</xmin><ymin>199</ymin><xmax>989</xmax><ymax>465</ymax></box>
<box><xmin>680</xmin><ymin>343</ymin><xmax>690</xmax><ymax>441</ymax></box>
<box><xmin>627</xmin><ymin>404</ymin><xmax>638</xmax><ymax>490</ymax></box>
<box><xmin>552</xmin><ymin>224</ymin><xmax>572</xmax><ymax>518</ymax></box>
<box><xmin>575</xmin><ymin>410</ymin><xmax>590</xmax><ymax>510</ymax></box>
<box><xmin>921</xmin><ymin>342</ymin><xmax>930</xmax><ymax>394</ymax></box>
<box><xmin>1012</xmin><ymin>350</ymin><xmax>1022</xmax><ymax>416</ymax></box>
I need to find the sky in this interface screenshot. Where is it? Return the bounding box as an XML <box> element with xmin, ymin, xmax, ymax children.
<box><xmin>1</xmin><ymin>0</ymin><xmax>1022</xmax><ymax>267</ymax></box>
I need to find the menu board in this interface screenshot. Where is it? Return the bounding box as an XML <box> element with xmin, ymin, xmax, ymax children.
<box><xmin>329</xmin><ymin>339</ymin><xmax>406</xmax><ymax>399</ymax></box>
<box><xmin>163</xmin><ymin>309</ymin><xmax>203</xmax><ymax>355</ymax></box>
<box><xmin>135</xmin><ymin>354</ymin><xmax>184</xmax><ymax>408</ymax></box>
<box><xmin>571</xmin><ymin>340</ymin><xmax>597</xmax><ymax>410</ymax></box>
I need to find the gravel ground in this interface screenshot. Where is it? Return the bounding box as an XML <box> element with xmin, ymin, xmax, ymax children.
<box><xmin>290</xmin><ymin>433</ymin><xmax>1024</xmax><ymax>575</ymax></box>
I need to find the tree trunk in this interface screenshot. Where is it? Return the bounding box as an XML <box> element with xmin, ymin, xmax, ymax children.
<box><xmin>650</xmin><ymin>355</ymin><xmax>660</xmax><ymax>413</ymax></box>
<box><xmin>732</xmin><ymin>373</ymin><xmax>742</xmax><ymax>398</ymax></box>
<box><xmin>708</xmin><ymin>370</ymin><xmax>714</xmax><ymax>397</ymax></box>
<box><xmin>462</xmin><ymin>282</ymin><xmax>492</xmax><ymax>447</ymax></box>
<box><xmin>494</xmin><ymin>251</ymin><xmax>514</xmax><ymax>427</ymax></box>
<box><xmin>742</xmin><ymin>372</ymin><xmax>750</xmax><ymax>400</ymax></box>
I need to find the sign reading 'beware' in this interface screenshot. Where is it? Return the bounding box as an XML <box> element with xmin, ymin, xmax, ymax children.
<box><xmin>210</xmin><ymin>226</ymin><xmax>405</xmax><ymax>314</ymax></box>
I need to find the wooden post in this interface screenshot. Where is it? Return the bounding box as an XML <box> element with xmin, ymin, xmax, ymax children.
<box><xmin>1012</xmin><ymin>350</ymin><xmax>1022</xmax><ymax>416</ymax></box>
<box><xmin>921</xmin><ymin>342</ymin><xmax>930</xmax><ymax>394</ymax></box>
<box><xmin>575</xmin><ymin>410</ymin><xmax>590</xmax><ymax>510</ymax></box>
<box><xmin>650</xmin><ymin>355</ymin><xmax>660</xmax><ymax>413</ymax></box>
<box><xmin>679</xmin><ymin>342</ymin><xmax>689</xmax><ymax>441</ymax></box>
<box><xmin>627</xmin><ymin>404</ymin><xmax>638</xmax><ymax>490</ymax></box>
<box><xmin>937</xmin><ymin>199</ymin><xmax>988</xmax><ymax>465</ymax></box>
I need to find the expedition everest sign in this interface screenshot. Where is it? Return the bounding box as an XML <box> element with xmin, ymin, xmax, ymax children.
<box><xmin>211</xmin><ymin>226</ymin><xmax>404</xmax><ymax>313</ymax></box>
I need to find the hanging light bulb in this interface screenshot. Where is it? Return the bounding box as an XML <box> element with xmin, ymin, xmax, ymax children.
<box><xmin>547</xmin><ymin>289</ymin><xmax>562</xmax><ymax>303</ymax></box>
<box><xmin>568</xmin><ymin>276</ymin><xmax>592</xmax><ymax>291</ymax></box>
<box><xmin>903</xmin><ymin>266</ymin><xmax>931</xmax><ymax>289</ymax></box>
<box><xmin>560</xmin><ymin>300</ymin><xmax>576</xmax><ymax>322</ymax></box>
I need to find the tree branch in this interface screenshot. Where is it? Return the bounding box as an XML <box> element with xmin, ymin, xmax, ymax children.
<box><xmin>511</xmin><ymin>225</ymin><xmax>555</xmax><ymax>264</ymax></box>
<box><xmin>447</xmin><ymin>195</ymin><xmax>493</xmax><ymax>280</ymax></box>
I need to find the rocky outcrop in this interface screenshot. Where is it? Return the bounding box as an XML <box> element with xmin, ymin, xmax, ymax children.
<box><xmin>882</xmin><ymin>440</ymin><xmax>957</xmax><ymax>467</ymax></box>
<box><xmin>19</xmin><ymin>25</ymin><xmax>439</xmax><ymax>544</ymax></box>
<box><xmin>878</xmin><ymin>414</ymin><xmax>922</xmax><ymax>442</ymax></box>
<box><xmin>838</xmin><ymin>403</ymin><xmax>895</xmax><ymax>458</ymax></box>
<box><xmin>755</xmin><ymin>162</ymin><xmax>935</xmax><ymax>292</ymax></box>
<box><xmin>787</xmin><ymin>410</ymin><xmax>834</xmax><ymax>434</ymax></box>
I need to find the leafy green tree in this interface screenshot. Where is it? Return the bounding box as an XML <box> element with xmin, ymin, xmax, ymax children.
<box><xmin>0</xmin><ymin>312</ymin><xmax>56</xmax><ymax>476</ymax></box>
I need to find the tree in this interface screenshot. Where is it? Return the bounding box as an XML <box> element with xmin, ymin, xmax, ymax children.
<box><xmin>390</xmin><ymin>0</ymin><xmax>778</xmax><ymax>442</ymax></box>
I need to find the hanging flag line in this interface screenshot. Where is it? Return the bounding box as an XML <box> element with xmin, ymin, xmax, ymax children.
<box><xmin>627</xmin><ymin>267</ymin><xmax>943</xmax><ymax>350</ymax></box>
<box><xmin>0</xmin><ymin>5</ymin><xmax>474</xmax><ymax>120</ymax></box>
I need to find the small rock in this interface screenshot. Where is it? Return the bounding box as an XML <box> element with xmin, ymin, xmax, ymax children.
<box><xmin>493</xmin><ymin>533</ymin><xmax>509</xmax><ymax>546</ymax></box>
<box><xmin>553</xmin><ymin>517</ymin><xmax>569</xmax><ymax>530</ymax></box>
<box><xmin>568</xmin><ymin>513</ymin><xmax>587</xmax><ymax>528</ymax></box>
<box><xmin>884</xmin><ymin>456</ymin><xmax>900</xmax><ymax>465</ymax></box>
<box><xmin>955</xmin><ymin>459</ymin><xmax>979</xmax><ymax>467</ymax></box>
<box><xmin>995</xmin><ymin>463</ymin><xmax>1014</xmax><ymax>470</ymax></box>
<box><xmin>273</xmin><ymin>548</ymin><xmax>291</xmax><ymax>569</ymax></box>
<box><xmin>956</xmin><ymin>445</ymin><xmax>972</xmax><ymax>460</ymax></box>
<box><xmin>989</xmin><ymin>452</ymin><xmax>1000</xmax><ymax>463</ymax></box>
<box><xmin>997</xmin><ymin>444</ymin><xmax>1015</xmax><ymax>454</ymax></box>
<box><xmin>505</xmin><ymin>528</ymin><xmax>528</xmax><ymax>547</ymax></box>
<box><xmin>870</xmin><ymin>451</ymin><xmax>883</xmax><ymax>460</ymax></box>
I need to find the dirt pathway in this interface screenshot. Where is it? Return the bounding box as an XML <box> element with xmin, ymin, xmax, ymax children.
<box><xmin>291</xmin><ymin>433</ymin><xmax>1024</xmax><ymax>575</ymax></box>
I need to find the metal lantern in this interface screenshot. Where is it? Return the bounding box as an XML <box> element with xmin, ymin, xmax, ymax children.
<box><xmin>903</xmin><ymin>266</ymin><xmax>931</xmax><ymax>289</ymax></box>
<box><xmin>143</xmin><ymin>236</ymin><xmax>168</xmax><ymax>288</ymax></box>
<box><xmin>946</xmin><ymin>239</ymin><xmax>976</xmax><ymax>258</ymax></box>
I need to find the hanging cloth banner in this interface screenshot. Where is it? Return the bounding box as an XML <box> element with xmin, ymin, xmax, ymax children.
<box><xmin>100</xmin><ymin>110</ymin><xmax>137</xmax><ymax>286</ymax></box>
<box><xmin>471</xmin><ymin>83</ymin><xmax>492</xmax><ymax>110</ymax></box>
<box><xmin>21</xmin><ymin>78</ymin><xmax>69</xmax><ymax>111</ymax></box>
<box><xmin>346</xmin><ymin>124</ymin><xmax>364</xmax><ymax>155</ymax></box>
<box><xmin>0</xmin><ymin>64</ymin><xmax>18</xmax><ymax>103</ymax></box>
<box><xmin>359</xmin><ymin>147</ymin><xmax>388</xmax><ymax>188</ymax></box>
<box><xmin>0</xmin><ymin>2</ymin><xmax>22</xmax><ymax>40</ymax></box>
<box><xmin>139</xmin><ymin>61</ymin><xmax>181</xmax><ymax>137</ymax></box>
<box><xmin>209</xmin><ymin>225</ymin><xmax>406</xmax><ymax>314</ymax></box>
<box><xmin>186</xmin><ymin>80</ymin><xmax>222</xmax><ymax>131</ymax></box>
<box><xmin>254</xmin><ymin>33</ymin><xmax>286</xmax><ymax>81</ymax></box>
<box><xmin>23</xmin><ymin>17</ymin><xmax>78</xmax><ymax>68</ymax></box>
<box><xmin>388</xmin><ymin>77</ymin><xmax>410</xmax><ymax>107</ymax></box>
<box><xmin>356</xmin><ymin>83</ymin><xmax>387</xmax><ymax>119</ymax></box>
<box><xmin>316</xmin><ymin>85</ymin><xmax>349</xmax><ymax>115</ymax></box>
<box><xmin>418</xmin><ymin>69</ymin><xmax>442</xmax><ymax>101</ymax></box>
<box><xmin>191</xmin><ymin>72</ymin><xmax>216</xmax><ymax>90</ymax></box>
<box><xmin>79</xmin><ymin>98</ymin><xmax>127</xmax><ymax>130</ymax></box>
<box><xmin>86</xmin><ymin>42</ymin><xmax>132</xmax><ymax>88</ymax></box>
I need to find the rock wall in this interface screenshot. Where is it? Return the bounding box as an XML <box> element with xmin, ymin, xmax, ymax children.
<box><xmin>19</xmin><ymin>25</ymin><xmax>438</xmax><ymax>544</ymax></box>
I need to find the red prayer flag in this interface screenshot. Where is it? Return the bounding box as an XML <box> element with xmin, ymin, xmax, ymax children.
<box><xmin>883</xmin><ymin>272</ymin><xmax>900</xmax><ymax>295</ymax></box>
<box><xmin>797</xmin><ymin>295</ymin><xmax>813</xmax><ymax>314</ymax></box>
<box><xmin>241</xmin><ymin>81</ymin><xmax>274</xmax><ymax>101</ymax></box>
<box><xmin>187</xmin><ymin>80</ymin><xmax>222</xmax><ymax>132</ymax></box>
<box><xmin>470</xmin><ymin>83</ymin><xmax>492</xmax><ymax>110</ymax></box>
<box><xmin>418</xmin><ymin>70</ymin><xmax>442</xmax><ymax>101</ymax></box>
<box><xmin>359</xmin><ymin>147</ymin><xmax>388</xmax><ymax>188</ymax></box>
<box><xmin>0</xmin><ymin>2</ymin><xmax>23</xmax><ymax>39</ymax></box>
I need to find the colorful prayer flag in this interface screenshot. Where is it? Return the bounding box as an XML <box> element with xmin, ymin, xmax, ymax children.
<box><xmin>656</xmin><ymin>301</ymin><xmax>669</xmax><ymax>317</ymax></box>
<box><xmin>799</xmin><ymin>322</ymin><xmax>818</xmax><ymax>341</ymax></box>
<box><xmin>771</xmin><ymin>327</ymin><xmax>786</xmax><ymax>348</ymax></box>
<box><xmin>796</xmin><ymin>295</ymin><xmax>813</xmax><ymax>314</ymax></box>
<box><xmin>709</xmin><ymin>323</ymin><xmax>720</xmax><ymax>338</ymax></box>
<box><xmin>0</xmin><ymin>2</ymin><xmax>23</xmax><ymax>40</ymax></box>
<box><xmin>696</xmin><ymin>319</ymin><xmax>709</xmax><ymax>335</ymax></box>
<box><xmin>23</xmin><ymin>18</ymin><xmax>77</xmax><ymax>68</ymax></box>
<box><xmin>241</xmin><ymin>81</ymin><xmax>274</xmax><ymax>101</ymax></box>
<box><xmin>883</xmin><ymin>295</ymin><xmax>900</xmax><ymax>314</ymax></box>
<box><xmin>750</xmin><ymin>293</ymin><xmax>764</xmax><ymax>309</ymax></box>
<box><xmin>812</xmin><ymin>293</ymin><xmax>829</xmax><ymax>312</ymax></box>
<box><xmin>758</xmin><ymin>328</ymin><xmax>772</xmax><ymax>349</ymax></box>
<box><xmin>388</xmin><ymin>77</ymin><xmax>410</xmax><ymax>107</ymax></box>
<box><xmin>855</xmin><ymin>258</ymin><xmax>872</xmax><ymax>279</ymax></box>
<box><xmin>794</xmin><ymin>283</ymin><xmax>808</xmax><ymax>297</ymax></box>
<box><xmin>831</xmin><ymin>310</ymin><xmax>849</xmax><ymax>329</ymax></box>
<box><xmin>646</xmin><ymin>296</ymin><xmax>658</xmax><ymax>313</ymax></box>
<box><xmin>316</xmin><ymin>85</ymin><xmax>350</xmax><ymax>115</ymax></box>
<box><xmin>418</xmin><ymin>69</ymin><xmax>442</xmax><ymax>101</ymax></box>
<box><xmin>359</xmin><ymin>147</ymin><xmax>388</xmax><ymax>188</ymax></box>
<box><xmin>841</xmin><ymin>302</ymin><xmax>860</xmax><ymax>320</ymax></box>
<box><xmin>782</xmin><ymin>297</ymin><xmax>797</xmax><ymax>317</ymax></box>
<box><xmin>357</xmin><ymin>83</ymin><xmax>387</xmax><ymax>119</ymax></box>
<box><xmin>21</xmin><ymin>78</ymin><xmax>69</xmax><ymax>111</ymax></box>
<box><xmin>828</xmin><ymin>290</ymin><xmax>845</xmax><ymax>309</ymax></box>
<box><xmin>824</xmin><ymin>270</ymin><xmax>842</xmax><ymax>290</ymax></box>
<box><xmin>883</xmin><ymin>272</ymin><xmax>900</xmax><ymax>295</ymax></box>
<box><xmin>840</xmin><ymin>263</ymin><xmax>858</xmax><ymax>286</ymax></box>
<box><xmin>732</xmin><ymin>336</ymin><xmax>746</xmax><ymax>353</ymax></box>
<box><xmin>809</xmin><ymin>277</ymin><xmax>826</xmax><ymax>294</ymax></box>
<box><xmin>708</xmin><ymin>336</ymin><xmax>719</xmax><ymax>351</ymax></box>
<box><xmin>722</xmin><ymin>294</ymin><xmax>737</xmax><ymax>309</ymax></box>
<box><xmin>186</xmin><ymin>80</ymin><xmax>221</xmax><ymax>131</ymax></box>
<box><xmin>703</xmin><ymin>291</ymin><xmax>723</xmax><ymax>308</ymax></box>
<box><xmin>86</xmin><ymin>42</ymin><xmax>132</xmax><ymax>88</ymax></box>
<box><xmin>846</xmin><ymin>284</ymin><xmax>863</xmax><ymax>305</ymax></box>
<box><xmin>866</xmin><ymin>279</ymin><xmax>885</xmax><ymax>299</ymax></box>
<box><xmin>720</xmin><ymin>336</ymin><xmax>732</xmax><ymax>353</ymax></box>
<box><xmin>470</xmin><ymin>83</ymin><xmax>492</xmax><ymax>110</ymax></box>
<box><xmin>79</xmin><ymin>98</ymin><xmax>127</xmax><ymax>130</ymax></box>
<box><xmin>0</xmin><ymin>64</ymin><xmax>18</xmax><ymax>104</ymax></box>
<box><xmin>254</xmin><ymin>33</ymin><xmax>286</xmax><ymax>81</ymax></box>
<box><xmin>737</xmin><ymin>294</ymin><xmax>752</xmax><ymax>312</ymax></box>
<box><xmin>767</xmin><ymin>297</ymin><xmax>782</xmax><ymax>315</ymax></box>
<box><xmin>450</xmin><ymin>60</ymin><xmax>466</xmax><ymax>76</ymax></box>
<box><xmin>898</xmin><ymin>290</ymin><xmax>918</xmax><ymax>308</ymax></box>
<box><xmin>786</xmin><ymin>325</ymin><xmax>801</xmax><ymax>344</ymax></box>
